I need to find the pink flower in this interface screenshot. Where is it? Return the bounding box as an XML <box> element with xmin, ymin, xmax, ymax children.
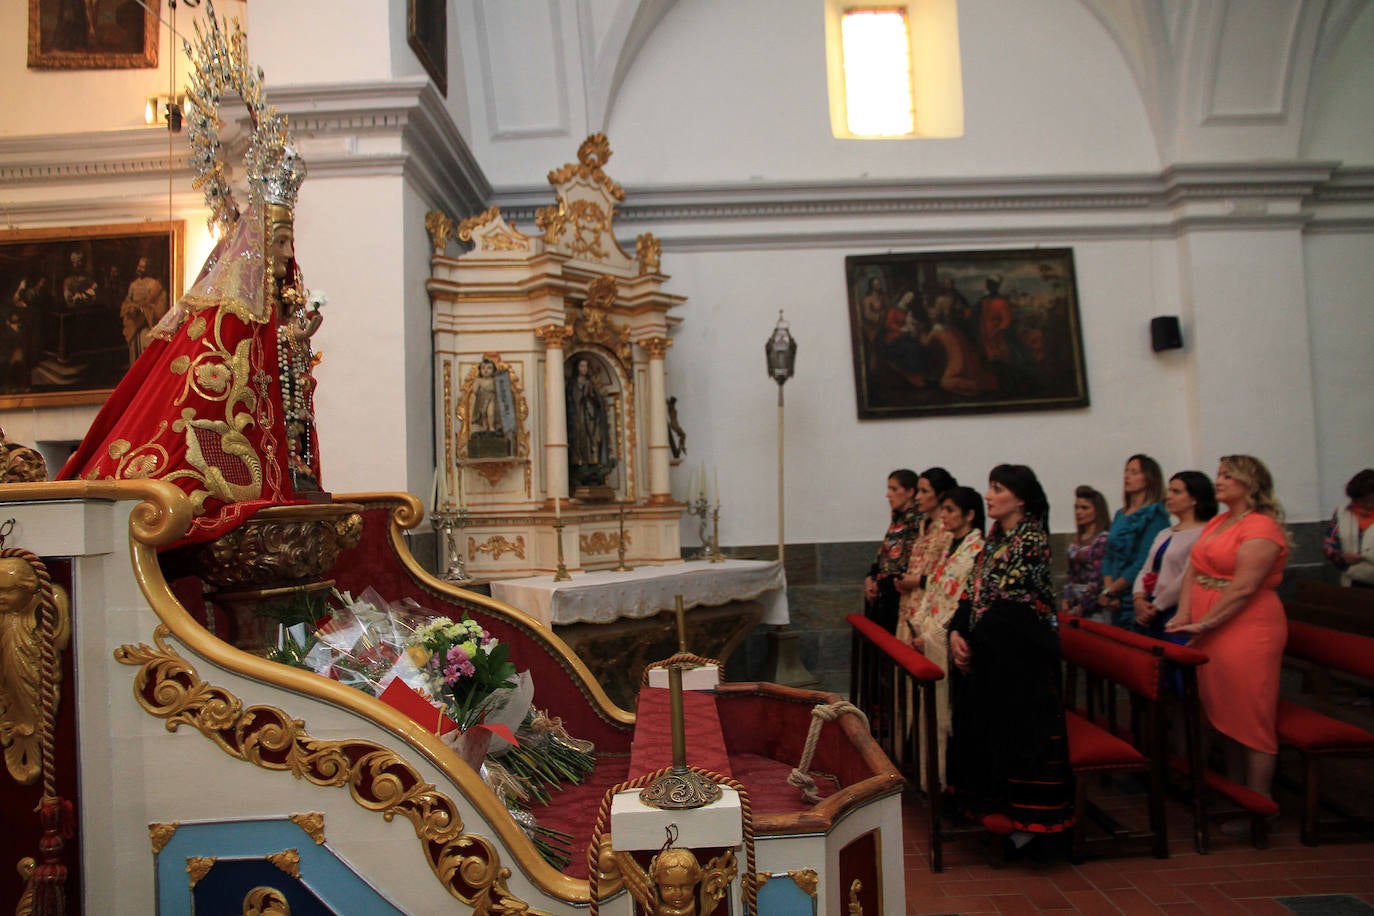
<box><xmin>443</xmin><ymin>646</ymin><xmax>475</xmax><ymax>683</ymax></box>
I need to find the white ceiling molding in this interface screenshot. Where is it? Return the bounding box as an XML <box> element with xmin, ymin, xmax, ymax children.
<box><xmin>269</xmin><ymin>80</ymin><xmax>490</xmax><ymax>217</ymax></box>
<box><xmin>485</xmin><ymin>161</ymin><xmax>1369</xmax><ymax>251</ymax></box>
<box><xmin>0</xmin><ymin>127</ymin><xmax>190</xmax><ymax>187</ymax></box>
<box><xmin>0</xmin><ymin>80</ymin><xmax>490</xmax><ymax>227</ymax></box>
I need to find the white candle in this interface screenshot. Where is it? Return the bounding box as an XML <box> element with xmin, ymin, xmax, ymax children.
<box><xmin>554</xmin><ymin>493</ymin><xmax>562</xmax><ymax>520</ymax></box>
<box><xmin>438</xmin><ymin>463</ymin><xmax>449</xmax><ymax>508</ymax></box>
<box><xmin>699</xmin><ymin>462</ymin><xmax>707</xmax><ymax>501</ymax></box>
<box><xmin>429</xmin><ymin>467</ymin><xmax>439</xmax><ymax>512</ymax></box>
<box><xmin>456</xmin><ymin>466</ymin><xmax>465</xmax><ymax>509</ymax></box>
<box><xmin>713</xmin><ymin>466</ymin><xmax>720</xmax><ymax>507</ymax></box>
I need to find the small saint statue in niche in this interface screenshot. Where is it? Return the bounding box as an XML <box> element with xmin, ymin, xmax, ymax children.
<box><xmin>467</xmin><ymin>357</ymin><xmax>517</xmax><ymax>459</ymax></box>
<box><xmin>566</xmin><ymin>355</ymin><xmax>616</xmax><ymax>492</ymax></box>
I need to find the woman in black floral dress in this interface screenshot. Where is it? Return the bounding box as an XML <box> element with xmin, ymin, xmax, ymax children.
<box><xmin>948</xmin><ymin>464</ymin><xmax>1074</xmax><ymax>842</ymax></box>
<box><xmin>863</xmin><ymin>468</ymin><xmax>922</xmax><ymax>634</ymax></box>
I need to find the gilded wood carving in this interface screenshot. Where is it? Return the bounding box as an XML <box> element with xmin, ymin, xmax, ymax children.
<box><xmin>114</xmin><ymin>625</ymin><xmax>547</xmax><ymax>914</ymax></box>
<box><xmin>0</xmin><ymin>549</ymin><xmax>70</xmax><ymax>786</ymax></box>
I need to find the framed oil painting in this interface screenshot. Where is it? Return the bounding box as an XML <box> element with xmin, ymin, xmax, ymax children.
<box><xmin>407</xmin><ymin>0</ymin><xmax>447</xmax><ymax>97</ymax></box>
<box><xmin>28</xmin><ymin>0</ymin><xmax>160</xmax><ymax>70</ymax></box>
<box><xmin>0</xmin><ymin>222</ymin><xmax>184</xmax><ymax>409</ymax></box>
<box><xmin>846</xmin><ymin>247</ymin><xmax>1089</xmax><ymax>419</ymax></box>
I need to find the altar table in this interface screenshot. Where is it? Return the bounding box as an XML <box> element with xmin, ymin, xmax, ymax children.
<box><xmin>489</xmin><ymin>558</ymin><xmax>788</xmax><ymax>629</ymax></box>
<box><xmin>490</xmin><ymin>559</ymin><xmax>787</xmax><ymax>707</ymax></box>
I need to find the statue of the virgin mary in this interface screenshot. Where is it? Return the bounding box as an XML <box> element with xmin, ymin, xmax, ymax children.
<box><xmin>59</xmin><ymin>7</ymin><xmax>327</xmax><ymax>552</ymax></box>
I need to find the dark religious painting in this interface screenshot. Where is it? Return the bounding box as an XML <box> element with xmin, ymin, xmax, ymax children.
<box><xmin>0</xmin><ymin>222</ymin><xmax>184</xmax><ymax>409</ymax></box>
<box><xmin>407</xmin><ymin>0</ymin><xmax>448</xmax><ymax>96</ymax></box>
<box><xmin>846</xmin><ymin>248</ymin><xmax>1089</xmax><ymax>419</ymax></box>
<box><xmin>28</xmin><ymin>0</ymin><xmax>160</xmax><ymax>69</ymax></box>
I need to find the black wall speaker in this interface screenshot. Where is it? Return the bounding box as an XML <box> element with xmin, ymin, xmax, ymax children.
<box><xmin>1150</xmin><ymin>316</ymin><xmax>1183</xmax><ymax>352</ymax></box>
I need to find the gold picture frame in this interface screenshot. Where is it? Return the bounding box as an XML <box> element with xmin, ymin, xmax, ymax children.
<box><xmin>27</xmin><ymin>0</ymin><xmax>160</xmax><ymax>70</ymax></box>
<box><xmin>847</xmin><ymin>247</ymin><xmax>1090</xmax><ymax>419</ymax></box>
<box><xmin>0</xmin><ymin>221</ymin><xmax>184</xmax><ymax>409</ymax></box>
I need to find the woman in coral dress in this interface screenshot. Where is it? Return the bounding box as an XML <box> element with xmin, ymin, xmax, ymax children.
<box><xmin>1168</xmin><ymin>455</ymin><xmax>1288</xmax><ymax>801</ymax></box>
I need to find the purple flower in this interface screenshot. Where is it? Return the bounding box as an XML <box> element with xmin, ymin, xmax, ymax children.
<box><xmin>443</xmin><ymin>645</ymin><xmax>475</xmax><ymax>683</ymax></box>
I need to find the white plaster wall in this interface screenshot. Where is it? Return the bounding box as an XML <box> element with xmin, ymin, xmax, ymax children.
<box><xmin>594</xmin><ymin>0</ymin><xmax>1160</xmax><ymax>187</ymax></box>
<box><xmin>662</xmin><ymin>238</ymin><xmax>1200</xmax><ymax>546</ymax></box>
<box><xmin>298</xmin><ymin>175</ymin><xmax>417</xmax><ymax>494</ymax></box>
<box><xmin>1177</xmin><ymin>229</ymin><xmax>1322</xmax><ymax>520</ymax></box>
<box><xmin>1303</xmin><ymin>233</ymin><xmax>1374</xmax><ymax>511</ymax></box>
<box><xmin>242</xmin><ymin>0</ymin><xmax>473</xmax><ymax>142</ymax></box>
<box><xmin>251</xmin><ymin>1</ymin><xmax>396</xmax><ymax>85</ymax></box>
<box><xmin>1300</xmin><ymin>3</ymin><xmax>1374</xmax><ymax>164</ymax></box>
<box><xmin>0</xmin><ymin>1</ymin><xmax>247</xmax><ymax>137</ymax></box>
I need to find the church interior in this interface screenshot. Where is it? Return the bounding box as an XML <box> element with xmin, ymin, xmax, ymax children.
<box><xmin>2</xmin><ymin>0</ymin><xmax>1373</xmax><ymax>913</ymax></box>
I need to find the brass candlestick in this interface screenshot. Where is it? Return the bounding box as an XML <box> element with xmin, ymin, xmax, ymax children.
<box><xmin>638</xmin><ymin>662</ymin><xmax>723</xmax><ymax>810</ymax></box>
<box><xmin>614</xmin><ymin>501</ymin><xmax>632</xmax><ymax>572</ymax></box>
<box><xmin>709</xmin><ymin>505</ymin><xmax>725</xmax><ymax>563</ymax></box>
<box><xmin>674</xmin><ymin>593</ymin><xmax>688</xmax><ymax>653</ymax></box>
<box><xmin>553</xmin><ymin>517</ymin><xmax>572</xmax><ymax>581</ymax></box>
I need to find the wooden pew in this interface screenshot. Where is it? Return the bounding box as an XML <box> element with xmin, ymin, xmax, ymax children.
<box><xmin>1283</xmin><ymin>580</ymin><xmax>1374</xmax><ymax>639</ymax></box>
<box><xmin>1278</xmin><ymin>619</ymin><xmax>1374</xmax><ymax>845</ymax></box>
<box><xmin>846</xmin><ymin>613</ymin><xmax>946</xmax><ymax>871</ymax></box>
<box><xmin>1059</xmin><ymin>621</ymin><xmax>1170</xmax><ymax>859</ymax></box>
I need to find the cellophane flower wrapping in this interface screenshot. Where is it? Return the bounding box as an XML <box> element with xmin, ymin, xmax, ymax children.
<box><xmin>264</xmin><ymin>590</ymin><xmax>597</xmax><ymax>870</ymax></box>
<box><xmin>406</xmin><ymin>613</ymin><xmax>519</xmax><ymax>731</ymax></box>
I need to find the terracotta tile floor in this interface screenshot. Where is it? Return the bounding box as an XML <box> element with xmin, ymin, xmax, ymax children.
<box><xmin>898</xmin><ymin>748</ymin><xmax>1374</xmax><ymax>915</ymax></box>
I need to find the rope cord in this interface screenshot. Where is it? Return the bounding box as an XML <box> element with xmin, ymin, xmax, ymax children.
<box><xmin>787</xmin><ymin>700</ymin><xmax>867</xmax><ymax>804</ymax></box>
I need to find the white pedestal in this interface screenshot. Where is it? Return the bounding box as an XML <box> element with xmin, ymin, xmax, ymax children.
<box><xmin>647</xmin><ymin>665</ymin><xmax>720</xmax><ymax>691</ymax></box>
<box><xmin>609</xmin><ymin>787</ymin><xmax>742</xmax><ymax>851</ymax></box>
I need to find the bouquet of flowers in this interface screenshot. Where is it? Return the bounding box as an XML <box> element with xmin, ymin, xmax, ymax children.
<box><xmin>407</xmin><ymin>615</ymin><xmax>519</xmax><ymax>731</ymax></box>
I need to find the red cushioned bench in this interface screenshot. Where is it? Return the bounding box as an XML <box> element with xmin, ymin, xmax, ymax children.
<box><xmin>1279</xmin><ymin>619</ymin><xmax>1374</xmax><ymax>845</ymax></box>
<box><xmin>1059</xmin><ymin>621</ymin><xmax>1169</xmax><ymax>860</ymax></box>
<box><xmin>1062</xmin><ymin>615</ymin><xmax>1221</xmax><ymax>852</ymax></box>
<box><xmin>1063</xmin><ymin>615</ymin><xmax>1281</xmax><ymax>851</ymax></box>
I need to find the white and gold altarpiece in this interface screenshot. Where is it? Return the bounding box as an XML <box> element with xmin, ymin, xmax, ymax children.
<box><xmin>424</xmin><ymin>135</ymin><xmax>684</xmax><ymax>581</ymax></box>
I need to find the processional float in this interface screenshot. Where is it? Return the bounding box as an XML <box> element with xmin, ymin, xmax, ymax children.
<box><xmin>0</xmin><ymin>10</ymin><xmax>906</xmax><ymax>914</ymax></box>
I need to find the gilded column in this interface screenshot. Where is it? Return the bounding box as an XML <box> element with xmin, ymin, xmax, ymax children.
<box><xmin>535</xmin><ymin>324</ymin><xmax>573</xmax><ymax>506</ymax></box>
<box><xmin>641</xmin><ymin>336</ymin><xmax>673</xmax><ymax>505</ymax></box>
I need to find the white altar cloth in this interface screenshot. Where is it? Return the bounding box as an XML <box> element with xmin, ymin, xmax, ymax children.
<box><xmin>489</xmin><ymin>559</ymin><xmax>788</xmax><ymax>629</ymax></box>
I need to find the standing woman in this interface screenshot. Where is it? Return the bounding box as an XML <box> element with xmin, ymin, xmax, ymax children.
<box><xmin>1100</xmin><ymin>455</ymin><xmax>1171</xmax><ymax>627</ymax></box>
<box><xmin>948</xmin><ymin>465</ymin><xmax>1074</xmax><ymax>840</ymax></box>
<box><xmin>1167</xmin><ymin>456</ymin><xmax>1289</xmax><ymax>803</ymax></box>
<box><xmin>864</xmin><ymin>469</ymin><xmax>922</xmax><ymax>634</ymax></box>
<box><xmin>1061</xmin><ymin>485</ymin><xmax>1111</xmax><ymax>620</ymax></box>
<box><xmin>1132</xmin><ymin>471</ymin><xmax>1217</xmax><ymax>636</ymax></box>
<box><xmin>897</xmin><ymin>467</ymin><xmax>959</xmax><ymax>645</ymax></box>
<box><xmin>911</xmin><ymin>486</ymin><xmax>985</xmax><ymax>782</ymax></box>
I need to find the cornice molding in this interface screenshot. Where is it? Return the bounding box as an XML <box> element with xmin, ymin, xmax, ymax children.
<box><xmin>0</xmin><ymin>80</ymin><xmax>491</xmax><ymax>223</ymax></box>
<box><xmin>485</xmin><ymin>161</ymin><xmax>1369</xmax><ymax>249</ymax></box>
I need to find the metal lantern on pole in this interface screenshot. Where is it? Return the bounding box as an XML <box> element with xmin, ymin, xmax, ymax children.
<box><xmin>764</xmin><ymin>311</ymin><xmax>796</xmax><ymax>564</ymax></box>
<box><xmin>763</xmin><ymin>311</ymin><xmax>816</xmax><ymax>687</ymax></box>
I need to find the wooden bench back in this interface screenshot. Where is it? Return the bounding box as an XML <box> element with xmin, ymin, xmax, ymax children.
<box><xmin>1060</xmin><ymin>622</ymin><xmax>1166</xmax><ymax>702</ymax></box>
<box><xmin>1285</xmin><ymin>619</ymin><xmax>1374</xmax><ymax>681</ymax></box>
